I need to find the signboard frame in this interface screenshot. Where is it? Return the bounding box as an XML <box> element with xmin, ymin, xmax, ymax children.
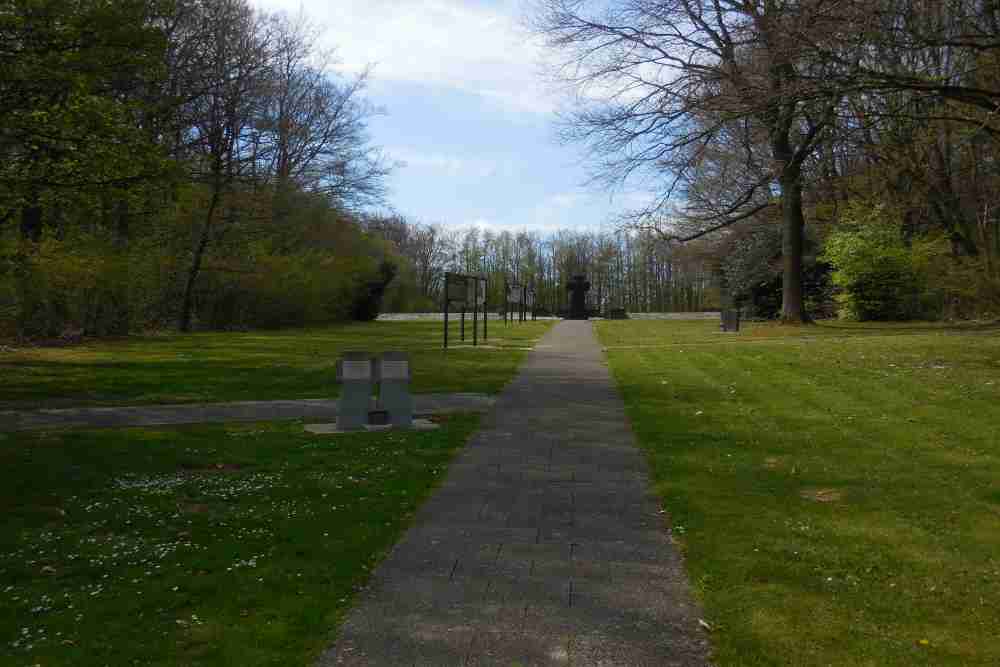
<box><xmin>443</xmin><ymin>272</ymin><xmax>487</xmax><ymax>349</ymax></box>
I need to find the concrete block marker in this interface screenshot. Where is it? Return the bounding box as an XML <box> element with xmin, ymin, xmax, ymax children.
<box><xmin>377</xmin><ymin>351</ymin><xmax>413</xmax><ymax>427</ymax></box>
<box><xmin>319</xmin><ymin>351</ymin><xmax>438</xmax><ymax>434</ymax></box>
<box><xmin>718</xmin><ymin>285</ymin><xmax>741</xmax><ymax>333</ymax></box>
<box><xmin>719</xmin><ymin>309</ymin><xmax>741</xmax><ymax>333</ymax></box>
<box><xmin>335</xmin><ymin>351</ymin><xmax>374</xmax><ymax>430</ymax></box>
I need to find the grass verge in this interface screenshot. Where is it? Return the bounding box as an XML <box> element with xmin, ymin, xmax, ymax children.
<box><xmin>1</xmin><ymin>414</ymin><xmax>480</xmax><ymax>665</ymax></box>
<box><xmin>0</xmin><ymin>320</ymin><xmax>553</xmax><ymax>408</ymax></box>
<box><xmin>596</xmin><ymin>319</ymin><xmax>1000</xmax><ymax>666</ymax></box>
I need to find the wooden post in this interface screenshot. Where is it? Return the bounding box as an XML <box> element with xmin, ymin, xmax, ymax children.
<box><xmin>503</xmin><ymin>279</ymin><xmax>508</xmax><ymax>326</ymax></box>
<box><xmin>443</xmin><ymin>297</ymin><xmax>449</xmax><ymax>349</ymax></box>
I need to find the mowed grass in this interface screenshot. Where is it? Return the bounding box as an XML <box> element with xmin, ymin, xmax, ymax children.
<box><xmin>0</xmin><ymin>414</ymin><xmax>480</xmax><ymax>665</ymax></box>
<box><xmin>596</xmin><ymin>319</ymin><xmax>1000</xmax><ymax>666</ymax></box>
<box><xmin>0</xmin><ymin>320</ymin><xmax>553</xmax><ymax>408</ymax></box>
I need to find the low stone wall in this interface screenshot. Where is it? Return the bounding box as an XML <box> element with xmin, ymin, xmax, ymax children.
<box><xmin>376</xmin><ymin>312</ymin><xmax>559</xmax><ymax>321</ymax></box>
<box><xmin>625</xmin><ymin>312</ymin><xmax>721</xmax><ymax>320</ymax></box>
<box><xmin>376</xmin><ymin>312</ymin><xmax>720</xmax><ymax>321</ymax></box>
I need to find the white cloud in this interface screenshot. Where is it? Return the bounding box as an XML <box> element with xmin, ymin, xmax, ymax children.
<box><xmin>388</xmin><ymin>147</ymin><xmax>513</xmax><ymax>180</ymax></box>
<box><xmin>434</xmin><ymin>188</ymin><xmax>650</xmax><ymax>235</ymax></box>
<box><xmin>528</xmin><ymin>192</ymin><xmax>587</xmax><ymax>230</ymax></box>
<box><xmin>455</xmin><ymin>193</ymin><xmax>610</xmax><ymax>234</ymax></box>
<box><xmin>250</xmin><ymin>0</ymin><xmax>556</xmax><ymax>113</ymax></box>
<box><xmin>390</xmin><ymin>148</ymin><xmax>469</xmax><ymax>176</ymax></box>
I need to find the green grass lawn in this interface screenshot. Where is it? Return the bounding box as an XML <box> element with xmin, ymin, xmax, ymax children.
<box><xmin>596</xmin><ymin>319</ymin><xmax>1000</xmax><ymax>666</ymax></box>
<box><xmin>0</xmin><ymin>320</ymin><xmax>553</xmax><ymax>408</ymax></box>
<box><xmin>0</xmin><ymin>414</ymin><xmax>480</xmax><ymax>666</ymax></box>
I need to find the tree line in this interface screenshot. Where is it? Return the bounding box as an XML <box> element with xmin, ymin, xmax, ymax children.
<box><xmin>6</xmin><ymin>0</ymin><xmax>997</xmax><ymax>338</ymax></box>
<box><xmin>531</xmin><ymin>0</ymin><xmax>1000</xmax><ymax>322</ymax></box>
<box><xmin>1</xmin><ymin>0</ymin><xmax>395</xmax><ymax>339</ymax></box>
<box><xmin>0</xmin><ymin>0</ymin><xmax>720</xmax><ymax>342</ymax></box>
<box><xmin>365</xmin><ymin>216</ymin><xmax>715</xmax><ymax>316</ymax></box>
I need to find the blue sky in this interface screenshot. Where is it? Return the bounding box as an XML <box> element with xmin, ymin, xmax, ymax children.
<box><xmin>249</xmin><ymin>0</ymin><xmax>648</xmax><ymax>233</ymax></box>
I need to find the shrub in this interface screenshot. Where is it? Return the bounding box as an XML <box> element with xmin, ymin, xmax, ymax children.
<box><xmin>821</xmin><ymin>204</ymin><xmax>924</xmax><ymax>321</ymax></box>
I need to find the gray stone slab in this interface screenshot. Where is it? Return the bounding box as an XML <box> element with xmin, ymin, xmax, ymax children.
<box><xmin>0</xmin><ymin>394</ymin><xmax>494</xmax><ymax>431</ymax></box>
<box><xmin>304</xmin><ymin>419</ymin><xmax>439</xmax><ymax>434</ymax></box>
<box><xmin>316</xmin><ymin>321</ymin><xmax>711</xmax><ymax>666</ymax></box>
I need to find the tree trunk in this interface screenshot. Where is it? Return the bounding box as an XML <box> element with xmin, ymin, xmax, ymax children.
<box><xmin>20</xmin><ymin>202</ymin><xmax>42</xmax><ymax>242</ymax></box>
<box><xmin>110</xmin><ymin>198</ymin><xmax>130</xmax><ymax>336</ymax></box>
<box><xmin>779</xmin><ymin>173</ymin><xmax>808</xmax><ymax>323</ymax></box>
<box><xmin>179</xmin><ymin>192</ymin><xmax>219</xmax><ymax>332</ymax></box>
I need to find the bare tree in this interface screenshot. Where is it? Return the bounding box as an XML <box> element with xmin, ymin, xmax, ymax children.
<box><xmin>531</xmin><ymin>0</ymin><xmax>853</xmax><ymax>322</ymax></box>
<box><xmin>409</xmin><ymin>223</ymin><xmax>452</xmax><ymax>299</ymax></box>
<box><xmin>176</xmin><ymin>0</ymin><xmax>273</xmax><ymax>332</ymax></box>
<box><xmin>256</xmin><ymin>11</ymin><xmax>392</xmax><ymax>213</ymax></box>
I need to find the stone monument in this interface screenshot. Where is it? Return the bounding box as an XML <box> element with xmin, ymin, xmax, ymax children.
<box><xmin>335</xmin><ymin>352</ymin><xmax>374</xmax><ymax>430</ymax></box>
<box><xmin>377</xmin><ymin>351</ymin><xmax>413</xmax><ymax>427</ymax></box>
<box><xmin>566</xmin><ymin>275</ymin><xmax>591</xmax><ymax>320</ymax></box>
<box><xmin>313</xmin><ymin>352</ymin><xmax>436</xmax><ymax>434</ymax></box>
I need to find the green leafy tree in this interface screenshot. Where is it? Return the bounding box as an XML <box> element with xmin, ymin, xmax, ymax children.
<box><xmin>0</xmin><ymin>0</ymin><xmax>171</xmax><ymax>235</ymax></box>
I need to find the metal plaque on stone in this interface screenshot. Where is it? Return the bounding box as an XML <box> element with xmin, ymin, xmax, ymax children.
<box><xmin>339</xmin><ymin>360</ymin><xmax>371</xmax><ymax>381</ymax></box>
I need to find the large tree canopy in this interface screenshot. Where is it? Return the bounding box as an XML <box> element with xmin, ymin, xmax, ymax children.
<box><xmin>530</xmin><ymin>0</ymin><xmax>1000</xmax><ymax>322</ymax></box>
<box><xmin>0</xmin><ymin>1</ymin><xmax>171</xmax><ymax>214</ymax></box>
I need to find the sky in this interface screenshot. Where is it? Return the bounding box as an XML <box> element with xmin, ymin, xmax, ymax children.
<box><xmin>248</xmin><ymin>0</ymin><xmax>648</xmax><ymax>234</ymax></box>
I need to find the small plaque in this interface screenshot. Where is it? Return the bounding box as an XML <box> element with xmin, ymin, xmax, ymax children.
<box><xmin>477</xmin><ymin>279</ymin><xmax>487</xmax><ymax>305</ymax></box>
<box><xmin>341</xmin><ymin>360</ymin><xmax>371</xmax><ymax>380</ymax></box>
<box><xmin>380</xmin><ymin>360</ymin><xmax>409</xmax><ymax>380</ymax></box>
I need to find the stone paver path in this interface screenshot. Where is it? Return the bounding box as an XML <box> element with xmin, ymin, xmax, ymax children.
<box><xmin>318</xmin><ymin>321</ymin><xmax>710</xmax><ymax>666</ymax></box>
<box><xmin>0</xmin><ymin>394</ymin><xmax>494</xmax><ymax>431</ymax></box>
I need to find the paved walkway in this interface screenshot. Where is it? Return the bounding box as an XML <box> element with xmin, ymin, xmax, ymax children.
<box><xmin>318</xmin><ymin>321</ymin><xmax>710</xmax><ymax>666</ymax></box>
<box><xmin>0</xmin><ymin>394</ymin><xmax>494</xmax><ymax>431</ymax></box>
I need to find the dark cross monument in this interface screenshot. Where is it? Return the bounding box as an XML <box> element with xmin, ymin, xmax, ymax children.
<box><xmin>566</xmin><ymin>274</ymin><xmax>591</xmax><ymax>320</ymax></box>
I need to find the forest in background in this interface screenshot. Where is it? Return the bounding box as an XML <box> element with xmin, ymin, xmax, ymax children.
<box><xmin>1</xmin><ymin>0</ymin><xmax>398</xmax><ymax>340</ymax></box>
<box><xmin>365</xmin><ymin>217</ymin><xmax>718</xmax><ymax>317</ymax></box>
<box><xmin>531</xmin><ymin>0</ymin><xmax>1000</xmax><ymax>323</ymax></box>
<box><xmin>3</xmin><ymin>0</ymin><xmax>1000</xmax><ymax>341</ymax></box>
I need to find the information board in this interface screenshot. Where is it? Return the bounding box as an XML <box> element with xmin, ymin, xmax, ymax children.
<box><xmin>446</xmin><ymin>273</ymin><xmax>468</xmax><ymax>304</ymax></box>
<box><xmin>509</xmin><ymin>284</ymin><xmax>522</xmax><ymax>304</ymax></box>
<box><xmin>466</xmin><ymin>278</ymin><xmax>477</xmax><ymax>305</ymax></box>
